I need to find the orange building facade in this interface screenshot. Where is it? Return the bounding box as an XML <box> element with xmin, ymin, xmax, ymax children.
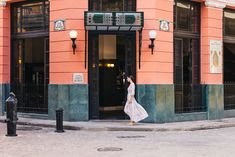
<box><xmin>0</xmin><ymin>0</ymin><xmax>235</xmax><ymax>122</ymax></box>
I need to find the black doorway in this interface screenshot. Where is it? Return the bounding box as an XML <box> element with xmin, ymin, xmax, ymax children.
<box><xmin>10</xmin><ymin>0</ymin><xmax>49</xmax><ymax>114</ymax></box>
<box><xmin>88</xmin><ymin>32</ymin><xmax>136</xmax><ymax>119</ymax></box>
<box><xmin>11</xmin><ymin>37</ymin><xmax>49</xmax><ymax>113</ymax></box>
<box><xmin>224</xmin><ymin>43</ymin><xmax>235</xmax><ymax>110</ymax></box>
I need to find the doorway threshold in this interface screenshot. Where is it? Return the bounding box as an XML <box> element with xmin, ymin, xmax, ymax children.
<box><xmin>99</xmin><ymin>106</ymin><xmax>124</xmax><ymax>111</ymax></box>
<box><xmin>91</xmin><ymin>119</ymin><xmax>129</xmax><ymax>123</ymax></box>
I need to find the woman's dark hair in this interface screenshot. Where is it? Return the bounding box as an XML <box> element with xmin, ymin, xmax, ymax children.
<box><xmin>128</xmin><ymin>75</ymin><xmax>134</xmax><ymax>81</ymax></box>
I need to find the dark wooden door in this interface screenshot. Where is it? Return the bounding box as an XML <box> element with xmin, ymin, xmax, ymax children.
<box><xmin>11</xmin><ymin>37</ymin><xmax>49</xmax><ymax>113</ymax></box>
<box><xmin>11</xmin><ymin>39</ymin><xmax>25</xmax><ymax>111</ymax></box>
<box><xmin>88</xmin><ymin>33</ymin><xmax>136</xmax><ymax>119</ymax></box>
<box><xmin>88</xmin><ymin>33</ymin><xmax>100</xmax><ymax>119</ymax></box>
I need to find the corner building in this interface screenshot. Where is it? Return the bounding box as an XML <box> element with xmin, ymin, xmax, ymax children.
<box><xmin>1</xmin><ymin>0</ymin><xmax>235</xmax><ymax>123</ymax></box>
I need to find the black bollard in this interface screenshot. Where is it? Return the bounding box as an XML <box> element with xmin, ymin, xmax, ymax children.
<box><xmin>5</xmin><ymin>92</ymin><xmax>18</xmax><ymax>137</ymax></box>
<box><xmin>55</xmin><ymin>108</ymin><xmax>64</xmax><ymax>133</ymax></box>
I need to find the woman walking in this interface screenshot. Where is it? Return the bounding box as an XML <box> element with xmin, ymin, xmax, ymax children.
<box><xmin>124</xmin><ymin>75</ymin><xmax>148</xmax><ymax>125</ymax></box>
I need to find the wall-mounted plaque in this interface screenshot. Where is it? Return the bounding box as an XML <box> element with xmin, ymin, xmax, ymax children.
<box><xmin>54</xmin><ymin>20</ymin><xmax>65</xmax><ymax>31</ymax></box>
<box><xmin>210</xmin><ymin>40</ymin><xmax>222</xmax><ymax>74</ymax></box>
<box><xmin>73</xmin><ymin>73</ymin><xmax>84</xmax><ymax>84</ymax></box>
<box><xmin>159</xmin><ymin>20</ymin><xmax>170</xmax><ymax>32</ymax></box>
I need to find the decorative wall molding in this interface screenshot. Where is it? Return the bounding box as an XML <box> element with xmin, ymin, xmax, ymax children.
<box><xmin>205</xmin><ymin>0</ymin><xmax>235</xmax><ymax>8</ymax></box>
<box><xmin>205</xmin><ymin>0</ymin><xmax>226</xmax><ymax>8</ymax></box>
<box><xmin>218</xmin><ymin>0</ymin><xmax>235</xmax><ymax>5</ymax></box>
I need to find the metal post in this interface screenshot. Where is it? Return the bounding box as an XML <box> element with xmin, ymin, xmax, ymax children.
<box><xmin>5</xmin><ymin>92</ymin><xmax>18</xmax><ymax>137</ymax></box>
<box><xmin>55</xmin><ymin>108</ymin><xmax>64</xmax><ymax>133</ymax></box>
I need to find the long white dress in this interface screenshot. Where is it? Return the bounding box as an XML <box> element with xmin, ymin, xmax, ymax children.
<box><xmin>124</xmin><ymin>82</ymin><xmax>148</xmax><ymax>122</ymax></box>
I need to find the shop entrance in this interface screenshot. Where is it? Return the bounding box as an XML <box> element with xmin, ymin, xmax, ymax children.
<box><xmin>224</xmin><ymin>43</ymin><xmax>235</xmax><ymax>110</ymax></box>
<box><xmin>89</xmin><ymin>32</ymin><xmax>136</xmax><ymax>119</ymax></box>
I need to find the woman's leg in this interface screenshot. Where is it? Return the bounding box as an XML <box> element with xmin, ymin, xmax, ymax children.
<box><xmin>128</xmin><ymin>121</ymin><xmax>135</xmax><ymax>126</ymax></box>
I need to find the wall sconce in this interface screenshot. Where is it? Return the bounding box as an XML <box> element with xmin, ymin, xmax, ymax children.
<box><xmin>148</xmin><ymin>30</ymin><xmax>157</xmax><ymax>55</ymax></box>
<box><xmin>0</xmin><ymin>0</ymin><xmax>7</xmax><ymax>7</ymax></box>
<box><xmin>69</xmin><ymin>30</ymin><xmax>78</xmax><ymax>54</ymax></box>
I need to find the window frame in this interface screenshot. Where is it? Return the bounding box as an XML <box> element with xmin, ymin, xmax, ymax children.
<box><xmin>11</xmin><ymin>0</ymin><xmax>49</xmax><ymax>36</ymax></box>
<box><xmin>88</xmin><ymin>0</ymin><xmax>136</xmax><ymax>11</ymax></box>
<box><xmin>173</xmin><ymin>0</ymin><xmax>203</xmax><ymax>113</ymax></box>
<box><xmin>174</xmin><ymin>0</ymin><xmax>201</xmax><ymax>36</ymax></box>
<box><xmin>223</xmin><ymin>8</ymin><xmax>235</xmax><ymax>43</ymax></box>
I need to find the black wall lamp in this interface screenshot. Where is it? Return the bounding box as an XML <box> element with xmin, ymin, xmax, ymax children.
<box><xmin>148</xmin><ymin>30</ymin><xmax>157</xmax><ymax>55</ymax></box>
<box><xmin>69</xmin><ymin>30</ymin><xmax>78</xmax><ymax>54</ymax></box>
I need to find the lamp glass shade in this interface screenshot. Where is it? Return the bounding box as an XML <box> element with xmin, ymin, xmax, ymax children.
<box><xmin>0</xmin><ymin>0</ymin><xmax>7</xmax><ymax>7</ymax></box>
<box><xmin>149</xmin><ymin>30</ymin><xmax>157</xmax><ymax>39</ymax></box>
<box><xmin>69</xmin><ymin>30</ymin><xmax>78</xmax><ymax>39</ymax></box>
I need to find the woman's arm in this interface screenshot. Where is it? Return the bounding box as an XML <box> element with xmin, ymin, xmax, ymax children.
<box><xmin>131</xmin><ymin>83</ymin><xmax>135</xmax><ymax>96</ymax></box>
<box><xmin>128</xmin><ymin>83</ymin><xmax>135</xmax><ymax>104</ymax></box>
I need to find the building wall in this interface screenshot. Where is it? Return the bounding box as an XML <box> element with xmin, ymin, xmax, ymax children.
<box><xmin>201</xmin><ymin>3</ymin><xmax>225</xmax><ymax>120</ymax></box>
<box><xmin>201</xmin><ymin>3</ymin><xmax>223</xmax><ymax>84</ymax></box>
<box><xmin>0</xmin><ymin>4</ymin><xmax>10</xmax><ymax>84</ymax></box>
<box><xmin>50</xmin><ymin>0</ymin><xmax>88</xmax><ymax>84</ymax></box>
<box><xmin>48</xmin><ymin>0</ymin><xmax>89</xmax><ymax>121</ymax></box>
<box><xmin>0</xmin><ymin>4</ymin><xmax>10</xmax><ymax>115</ymax></box>
<box><xmin>1</xmin><ymin>0</ymin><xmax>235</xmax><ymax>121</ymax></box>
<box><xmin>137</xmin><ymin>0</ymin><xmax>174</xmax><ymax>84</ymax></box>
<box><xmin>49</xmin><ymin>0</ymin><xmax>174</xmax><ymax>85</ymax></box>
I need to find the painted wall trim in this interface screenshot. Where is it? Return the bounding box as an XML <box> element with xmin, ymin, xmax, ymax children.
<box><xmin>205</xmin><ymin>0</ymin><xmax>226</xmax><ymax>8</ymax></box>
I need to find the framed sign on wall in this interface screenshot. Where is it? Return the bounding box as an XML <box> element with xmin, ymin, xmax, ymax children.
<box><xmin>210</xmin><ymin>40</ymin><xmax>222</xmax><ymax>74</ymax></box>
<box><xmin>54</xmin><ymin>20</ymin><xmax>65</xmax><ymax>31</ymax></box>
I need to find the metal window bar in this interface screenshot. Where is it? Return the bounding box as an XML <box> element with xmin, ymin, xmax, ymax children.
<box><xmin>13</xmin><ymin>1</ymin><xmax>49</xmax><ymax>33</ymax></box>
<box><xmin>11</xmin><ymin>83</ymin><xmax>48</xmax><ymax>114</ymax></box>
<box><xmin>224</xmin><ymin>82</ymin><xmax>235</xmax><ymax>110</ymax></box>
<box><xmin>175</xmin><ymin>84</ymin><xmax>206</xmax><ymax>113</ymax></box>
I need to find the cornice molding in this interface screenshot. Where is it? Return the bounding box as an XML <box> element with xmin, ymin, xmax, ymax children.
<box><xmin>205</xmin><ymin>0</ymin><xmax>226</xmax><ymax>8</ymax></box>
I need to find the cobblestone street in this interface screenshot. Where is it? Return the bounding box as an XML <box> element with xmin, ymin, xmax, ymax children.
<box><xmin>1</xmin><ymin>123</ymin><xmax>235</xmax><ymax>157</ymax></box>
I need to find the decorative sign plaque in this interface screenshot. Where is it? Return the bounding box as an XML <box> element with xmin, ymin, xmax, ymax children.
<box><xmin>210</xmin><ymin>40</ymin><xmax>222</xmax><ymax>74</ymax></box>
<box><xmin>84</xmin><ymin>12</ymin><xmax>144</xmax><ymax>31</ymax></box>
<box><xmin>159</xmin><ymin>20</ymin><xmax>170</xmax><ymax>32</ymax></box>
<box><xmin>54</xmin><ymin>20</ymin><xmax>65</xmax><ymax>31</ymax></box>
<box><xmin>73</xmin><ymin>73</ymin><xmax>84</xmax><ymax>84</ymax></box>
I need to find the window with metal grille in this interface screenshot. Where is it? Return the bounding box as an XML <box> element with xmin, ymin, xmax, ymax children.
<box><xmin>174</xmin><ymin>0</ymin><xmax>200</xmax><ymax>34</ymax></box>
<box><xmin>174</xmin><ymin>0</ymin><xmax>205</xmax><ymax>113</ymax></box>
<box><xmin>12</xmin><ymin>0</ymin><xmax>49</xmax><ymax>34</ymax></box>
<box><xmin>89</xmin><ymin>0</ymin><xmax>136</xmax><ymax>11</ymax></box>
<box><xmin>223</xmin><ymin>9</ymin><xmax>235</xmax><ymax>110</ymax></box>
<box><xmin>224</xmin><ymin>9</ymin><xmax>235</xmax><ymax>37</ymax></box>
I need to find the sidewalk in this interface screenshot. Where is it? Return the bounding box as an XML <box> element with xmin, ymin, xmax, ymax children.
<box><xmin>1</xmin><ymin>116</ymin><xmax>235</xmax><ymax>132</ymax></box>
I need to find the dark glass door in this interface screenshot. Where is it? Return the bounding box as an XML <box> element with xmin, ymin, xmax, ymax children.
<box><xmin>11</xmin><ymin>40</ymin><xmax>24</xmax><ymax>110</ymax></box>
<box><xmin>11</xmin><ymin>37</ymin><xmax>49</xmax><ymax>113</ymax></box>
<box><xmin>174</xmin><ymin>38</ymin><xmax>203</xmax><ymax>113</ymax></box>
<box><xmin>89</xmin><ymin>33</ymin><xmax>136</xmax><ymax>119</ymax></box>
<box><xmin>89</xmin><ymin>34</ymin><xmax>100</xmax><ymax>119</ymax></box>
<box><xmin>224</xmin><ymin>43</ymin><xmax>235</xmax><ymax>110</ymax></box>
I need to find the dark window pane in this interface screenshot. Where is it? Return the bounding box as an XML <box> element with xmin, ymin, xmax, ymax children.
<box><xmin>101</xmin><ymin>0</ymin><xmax>123</xmax><ymax>11</ymax></box>
<box><xmin>174</xmin><ymin>38</ymin><xmax>202</xmax><ymax>113</ymax></box>
<box><xmin>192</xmin><ymin>39</ymin><xmax>200</xmax><ymax>84</ymax></box>
<box><xmin>176</xmin><ymin>2</ymin><xmax>190</xmax><ymax>31</ymax></box>
<box><xmin>174</xmin><ymin>39</ymin><xmax>183</xmax><ymax>84</ymax></box>
<box><xmin>183</xmin><ymin>38</ymin><xmax>190</xmax><ymax>83</ymax></box>
<box><xmin>12</xmin><ymin>1</ymin><xmax>49</xmax><ymax>33</ymax></box>
<box><xmin>89</xmin><ymin>0</ymin><xmax>136</xmax><ymax>11</ymax></box>
<box><xmin>224</xmin><ymin>10</ymin><xmax>235</xmax><ymax>36</ymax></box>
<box><xmin>174</xmin><ymin>0</ymin><xmax>200</xmax><ymax>33</ymax></box>
<box><xmin>190</xmin><ymin>5</ymin><xmax>200</xmax><ymax>33</ymax></box>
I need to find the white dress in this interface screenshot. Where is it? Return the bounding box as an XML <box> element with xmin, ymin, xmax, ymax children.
<box><xmin>124</xmin><ymin>82</ymin><xmax>148</xmax><ymax>122</ymax></box>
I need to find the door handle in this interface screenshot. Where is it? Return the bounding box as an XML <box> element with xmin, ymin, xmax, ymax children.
<box><xmin>122</xmin><ymin>72</ymin><xmax>125</xmax><ymax>84</ymax></box>
<box><xmin>123</xmin><ymin>78</ymin><xmax>125</xmax><ymax>84</ymax></box>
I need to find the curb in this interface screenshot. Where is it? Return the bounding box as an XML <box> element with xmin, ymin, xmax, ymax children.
<box><xmin>1</xmin><ymin>119</ymin><xmax>235</xmax><ymax>132</ymax></box>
